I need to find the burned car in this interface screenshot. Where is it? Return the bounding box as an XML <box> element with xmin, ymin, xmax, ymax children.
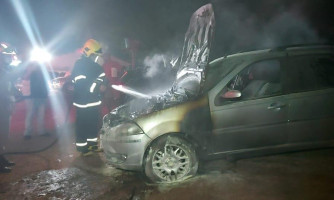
<box><xmin>100</xmin><ymin>4</ymin><xmax>334</xmax><ymax>183</ymax></box>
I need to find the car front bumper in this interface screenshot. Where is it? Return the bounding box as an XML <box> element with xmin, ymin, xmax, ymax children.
<box><xmin>100</xmin><ymin>127</ymin><xmax>151</xmax><ymax>171</ymax></box>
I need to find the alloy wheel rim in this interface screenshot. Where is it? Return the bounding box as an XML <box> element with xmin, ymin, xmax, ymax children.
<box><xmin>152</xmin><ymin>144</ymin><xmax>191</xmax><ymax>182</ymax></box>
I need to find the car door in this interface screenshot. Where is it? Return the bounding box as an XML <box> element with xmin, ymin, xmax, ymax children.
<box><xmin>208</xmin><ymin>58</ymin><xmax>289</xmax><ymax>153</ymax></box>
<box><xmin>283</xmin><ymin>54</ymin><xmax>334</xmax><ymax>143</ymax></box>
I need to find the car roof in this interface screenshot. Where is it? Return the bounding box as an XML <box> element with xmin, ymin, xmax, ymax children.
<box><xmin>210</xmin><ymin>44</ymin><xmax>334</xmax><ymax>65</ymax></box>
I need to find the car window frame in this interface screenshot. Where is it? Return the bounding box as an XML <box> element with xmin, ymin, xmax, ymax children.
<box><xmin>282</xmin><ymin>54</ymin><xmax>334</xmax><ymax>94</ymax></box>
<box><xmin>214</xmin><ymin>58</ymin><xmax>286</xmax><ymax>106</ymax></box>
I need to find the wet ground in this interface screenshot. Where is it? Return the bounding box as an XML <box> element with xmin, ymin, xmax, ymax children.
<box><xmin>1</xmin><ymin>126</ymin><xmax>334</xmax><ymax>200</ymax></box>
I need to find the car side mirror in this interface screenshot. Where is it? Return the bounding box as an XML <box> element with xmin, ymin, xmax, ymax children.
<box><xmin>221</xmin><ymin>90</ymin><xmax>241</xmax><ymax>99</ymax></box>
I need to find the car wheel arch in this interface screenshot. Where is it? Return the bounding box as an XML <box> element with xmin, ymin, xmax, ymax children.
<box><xmin>142</xmin><ymin>132</ymin><xmax>199</xmax><ymax>182</ymax></box>
<box><xmin>142</xmin><ymin>132</ymin><xmax>200</xmax><ymax>163</ymax></box>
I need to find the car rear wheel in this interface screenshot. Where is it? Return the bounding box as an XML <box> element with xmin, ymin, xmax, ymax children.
<box><xmin>144</xmin><ymin>135</ymin><xmax>198</xmax><ymax>183</ymax></box>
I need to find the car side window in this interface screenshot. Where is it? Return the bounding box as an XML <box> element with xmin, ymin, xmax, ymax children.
<box><xmin>215</xmin><ymin>59</ymin><xmax>282</xmax><ymax>105</ymax></box>
<box><xmin>285</xmin><ymin>55</ymin><xmax>334</xmax><ymax>93</ymax></box>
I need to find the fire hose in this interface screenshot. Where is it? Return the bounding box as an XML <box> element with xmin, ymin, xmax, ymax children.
<box><xmin>3</xmin><ymin>94</ymin><xmax>72</xmax><ymax>155</ymax></box>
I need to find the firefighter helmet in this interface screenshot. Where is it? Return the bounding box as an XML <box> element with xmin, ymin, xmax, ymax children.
<box><xmin>82</xmin><ymin>39</ymin><xmax>102</xmax><ymax>57</ymax></box>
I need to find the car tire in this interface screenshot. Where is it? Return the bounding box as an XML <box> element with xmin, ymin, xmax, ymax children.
<box><xmin>144</xmin><ymin>135</ymin><xmax>198</xmax><ymax>183</ymax></box>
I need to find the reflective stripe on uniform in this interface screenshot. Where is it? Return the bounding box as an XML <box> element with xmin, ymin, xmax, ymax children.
<box><xmin>87</xmin><ymin>138</ymin><xmax>98</xmax><ymax>142</ymax></box>
<box><xmin>90</xmin><ymin>83</ymin><xmax>97</xmax><ymax>93</ymax></box>
<box><xmin>73</xmin><ymin>101</ymin><xmax>102</xmax><ymax>108</ymax></box>
<box><xmin>1</xmin><ymin>43</ymin><xmax>8</xmax><ymax>48</ymax></box>
<box><xmin>74</xmin><ymin>75</ymin><xmax>87</xmax><ymax>82</ymax></box>
<box><xmin>76</xmin><ymin>142</ymin><xmax>87</xmax><ymax>147</ymax></box>
<box><xmin>98</xmin><ymin>73</ymin><xmax>105</xmax><ymax>77</ymax></box>
<box><xmin>97</xmin><ymin>78</ymin><xmax>103</xmax><ymax>82</ymax></box>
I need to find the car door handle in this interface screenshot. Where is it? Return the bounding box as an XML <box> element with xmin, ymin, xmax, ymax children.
<box><xmin>267</xmin><ymin>103</ymin><xmax>286</xmax><ymax>110</ymax></box>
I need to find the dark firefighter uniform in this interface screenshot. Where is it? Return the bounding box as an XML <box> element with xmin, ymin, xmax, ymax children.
<box><xmin>0</xmin><ymin>62</ymin><xmax>16</xmax><ymax>173</ymax></box>
<box><xmin>0</xmin><ymin>42</ymin><xmax>20</xmax><ymax>173</ymax></box>
<box><xmin>71</xmin><ymin>40</ymin><xmax>106</xmax><ymax>153</ymax></box>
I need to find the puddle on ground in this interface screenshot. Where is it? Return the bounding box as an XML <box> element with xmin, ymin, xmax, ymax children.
<box><xmin>13</xmin><ymin>168</ymin><xmax>110</xmax><ymax>199</ymax></box>
<box><xmin>3</xmin><ymin>150</ymin><xmax>331</xmax><ymax>200</ymax></box>
<box><xmin>4</xmin><ymin>167</ymin><xmax>153</xmax><ymax>200</ymax></box>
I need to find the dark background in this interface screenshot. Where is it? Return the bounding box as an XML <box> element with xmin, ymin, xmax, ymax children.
<box><xmin>1</xmin><ymin>0</ymin><xmax>333</xmax><ymax>63</ymax></box>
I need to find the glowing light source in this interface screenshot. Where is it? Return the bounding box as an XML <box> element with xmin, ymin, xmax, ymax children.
<box><xmin>30</xmin><ymin>47</ymin><xmax>52</xmax><ymax>62</ymax></box>
<box><xmin>11</xmin><ymin>0</ymin><xmax>72</xmax><ymax>159</ymax></box>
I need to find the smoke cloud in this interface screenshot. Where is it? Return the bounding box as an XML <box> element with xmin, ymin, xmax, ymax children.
<box><xmin>211</xmin><ymin>0</ymin><xmax>322</xmax><ymax>58</ymax></box>
<box><xmin>139</xmin><ymin>1</ymin><xmax>324</xmax><ymax>95</ymax></box>
<box><xmin>143</xmin><ymin>54</ymin><xmax>167</xmax><ymax>78</ymax></box>
<box><xmin>137</xmin><ymin>52</ymin><xmax>178</xmax><ymax>95</ymax></box>
<box><xmin>260</xmin><ymin>11</ymin><xmax>320</xmax><ymax>48</ymax></box>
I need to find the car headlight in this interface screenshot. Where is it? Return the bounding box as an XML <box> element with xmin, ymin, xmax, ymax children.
<box><xmin>117</xmin><ymin>123</ymin><xmax>144</xmax><ymax>136</ymax></box>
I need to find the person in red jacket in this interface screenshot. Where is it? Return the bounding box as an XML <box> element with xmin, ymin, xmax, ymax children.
<box><xmin>70</xmin><ymin>39</ymin><xmax>107</xmax><ymax>156</ymax></box>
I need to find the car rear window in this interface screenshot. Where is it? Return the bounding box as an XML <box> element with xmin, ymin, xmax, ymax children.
<box><xmin>285</xmin><ymin>55</ymin><xmax>334</xmax><ymax>93</ymax></box>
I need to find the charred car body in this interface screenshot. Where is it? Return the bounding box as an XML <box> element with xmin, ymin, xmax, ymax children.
<box><xmin>101</xmin><ymin>4</ymin><xmax>334</xmax><ymax>183</ymax></box>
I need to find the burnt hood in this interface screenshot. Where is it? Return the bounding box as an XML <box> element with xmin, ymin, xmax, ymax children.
<box><xmin>110</xmin><ymin>4</ymin><xmax>215</xmax><ymax>120</ymax></box>
<box><xmin>172</xmin><ymin>3</ymin><xmax>215</xmax><ymax>97</ymax></box>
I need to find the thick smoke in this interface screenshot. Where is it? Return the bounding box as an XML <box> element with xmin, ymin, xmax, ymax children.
<box><xmin>259</xmin><ymin>11</ymin><xmax>320</xmax><ymax>48</ymax></box>
<box><xmin>211</xmin><ymin>1</ymin><xmax>322</xmax><ymax>58</ymax></box>
<box><xmin>143</xmin><ymin>54</ymin><xmax>167</xmax><ymax>78</ymax></box>
<box><xmin>139</xmin><ymin>1</ymin><xmax>323</xmax><ymax>94</ymax></box>
<box><xmin>122</xmin><ymin>1</ymin><xmax>328</xmax><ymax>98</ymax></box>
<box><xmin>138</xmin><ymin>52</ymin><xmax>178</xmax><ymax>95</ymax></box>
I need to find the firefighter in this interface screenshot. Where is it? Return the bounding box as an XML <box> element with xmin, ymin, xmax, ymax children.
<box><xmin>0</xmin><ymin>42</ymin><xmax>20</xmax><ymax>173</ymax></box>
<box><xmin>71</xmin><ymin>39</ymin><xmax>106</xmax><ymax>156</ymax></box>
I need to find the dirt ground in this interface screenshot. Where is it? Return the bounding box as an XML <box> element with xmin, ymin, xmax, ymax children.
<box><xmin>1</xmin><ymin>125</ymin><xmax>334</xmax><ymax>200</ymax></box>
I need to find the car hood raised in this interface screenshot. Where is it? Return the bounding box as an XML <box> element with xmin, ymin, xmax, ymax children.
<box><xmin>110</xmin><ymin>4</ymin><xmax>215</xmax><ymax>120</ymax></box>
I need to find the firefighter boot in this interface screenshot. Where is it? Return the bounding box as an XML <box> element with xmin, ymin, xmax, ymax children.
<box><xmin>0</xmin><ymin>166</ymin><xmax>11</xmax><ymax>173</ymax></box>
<box><xmin>81</xmin><ymin>151</ymin><xmax>94</xmax><ymax>157</ymax></box>
<box><xmin>0</xmin><ymin>155</ymin><xmax>15</xmax><ymax>167</ymax></box>
<box><xmin>88</xmin><ymin>145</ymin><xmax>103</xmax><ymax>152</ymax></box>
<box><xmin>0</xmin><ymin>157</ymin><xmax>11</xmax><ymax>173</ymax></box>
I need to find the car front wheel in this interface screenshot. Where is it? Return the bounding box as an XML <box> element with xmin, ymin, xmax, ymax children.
<box><xmin>144</xmin><ymin>135</ymin><xmax>198</xmax><ymax>183</ymax></box>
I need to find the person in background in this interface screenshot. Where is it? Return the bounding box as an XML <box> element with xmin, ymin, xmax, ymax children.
<box><xmin>70</xmin><ymin>39</ymin><xmax>107</xmax><ymax>156</ymax></box>
<box><xmin>23</xmin><ymin>63</ymin><xmax>49</xmax><ymax>140</ymax></box>
<box><xmin>0</xmin><ymin>42</ymin><xmax>20</xmax><ymax>173</ymax></box>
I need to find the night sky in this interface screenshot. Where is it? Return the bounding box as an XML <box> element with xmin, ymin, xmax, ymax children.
<box><xmin>1</xmin><ymin>0</ymin><xmax>333</xmax><ymax>62</ymax></box>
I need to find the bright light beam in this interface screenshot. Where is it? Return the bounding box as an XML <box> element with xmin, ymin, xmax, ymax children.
<box><xmin>11</xmin><ymin>0</ymin><xmax>43</xmax><ymax>47</ymax></box>
<box><xmin>11</xmin><ymin>0</ymin><xmax>72</xmax><ymax>157</ymax></box>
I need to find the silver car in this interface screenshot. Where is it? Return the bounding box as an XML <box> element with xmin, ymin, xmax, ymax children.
<box><xmin>101</xmin><ymin>4</ymin><xmax>334</xmax><ymax>183</ymax></box>
<box><xmin>101</xmin><ymin>44</ymin><xmax>334</xmax><ymax>183</ymax></box>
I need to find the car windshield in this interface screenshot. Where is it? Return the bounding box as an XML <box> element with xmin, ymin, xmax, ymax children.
<box><xmin>202</xmin><ymin>58</ymin><xmax>243</xmax><ymax>93</ymax></box>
